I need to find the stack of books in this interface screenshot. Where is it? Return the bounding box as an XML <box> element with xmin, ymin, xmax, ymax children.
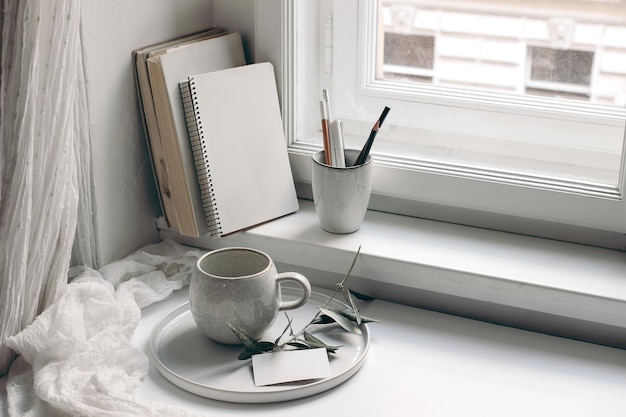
<box><xmin>133</xmin><ymin>29</ymin><xmax>298</xmax><ymax>238</ymax></box>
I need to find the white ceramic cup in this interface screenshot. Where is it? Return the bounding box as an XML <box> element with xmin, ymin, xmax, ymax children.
<box><xmin>190</xmin><ymin>247</ymin><xmax>311</xmax><ymax>345</ymax></box>
<box><xmin>311</xmin><ymin>149</ymin><xmax>373</xmax><ymax>234</ymax></box>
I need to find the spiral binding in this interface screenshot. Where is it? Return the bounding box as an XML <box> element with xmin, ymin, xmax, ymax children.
<box><xmin>180</xmin><ymin>77</ymin><xmax>223</xmax><ymax>237</ymax></box>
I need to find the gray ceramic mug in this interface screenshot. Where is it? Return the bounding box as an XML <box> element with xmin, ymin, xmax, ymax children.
<box><xmin>190</xmin><ymin>247</ymin><xmax>311</xmax><ymax>345</ymax></box>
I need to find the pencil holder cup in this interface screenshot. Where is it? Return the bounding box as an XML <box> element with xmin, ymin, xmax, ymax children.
<box><xmin>311</xmin><ymin>149</ymin><xmax>373</xmax><ymax>234</ymax></box>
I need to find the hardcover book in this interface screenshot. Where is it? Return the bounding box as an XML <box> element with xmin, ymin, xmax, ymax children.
<box><xmin>133</xmin><ymin>28</ymin><xmax>224</xmax><ymax>229</ymax></box>
<box><xmin>146</xmin><ymin>31</ymin><xmax>245</xmax><ymax>236</ymax></box>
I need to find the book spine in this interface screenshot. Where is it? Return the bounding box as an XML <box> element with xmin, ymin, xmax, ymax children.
<box><xmin>180</xmin><ymin>77</ymin><xmax>223</xmax><ymax>237</ymax></box>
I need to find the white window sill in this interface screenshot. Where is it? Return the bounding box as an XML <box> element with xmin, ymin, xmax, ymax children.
<box><xmin>134</xmin><ymin>285</ymin><xmax>626</xmax><ymax>415</ymax></box>
<box><xmin>160</xmin><ymin>199</ymin><xmax>626</xmax><ymax>348</ymax></box>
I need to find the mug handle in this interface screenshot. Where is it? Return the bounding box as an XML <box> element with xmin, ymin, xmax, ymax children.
<box><xmin>276</xmin><ymin>272</ymin><xmax>312</xmax><ymax>311</ymax></box>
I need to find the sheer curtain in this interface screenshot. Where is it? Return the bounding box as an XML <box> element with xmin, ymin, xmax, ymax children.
<box><xmin>0</xmin><ymin>0</ymin><xmax>96</xmax><ymax>377</ymax></box>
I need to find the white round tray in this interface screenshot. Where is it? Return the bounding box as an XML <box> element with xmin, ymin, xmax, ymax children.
<box><xmin>149</xmin><ymin>288</ymin><xmax>370</xmax><ymax>403</ymax></box>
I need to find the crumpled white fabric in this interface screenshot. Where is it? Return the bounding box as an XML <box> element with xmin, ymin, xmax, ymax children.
<box><xmin>2</xmin><ymin>239</ymin><xmax>209</xmax><ymax>417</ymax></box>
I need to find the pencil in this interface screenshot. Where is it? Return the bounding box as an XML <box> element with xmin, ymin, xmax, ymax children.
<box><xmin>354</xmin><ymin>106</ymin><xmax>390</xmax><ymax>166</ymax></box>
<box><xmin>320</xmin><ymin>94</ymin><xmax>332</xmax><ymax>165</ymax></box>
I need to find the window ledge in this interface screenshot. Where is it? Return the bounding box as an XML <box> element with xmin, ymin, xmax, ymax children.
<box><xmin>160</xmin><ymin>199</ymin><xmax>626</xmax><ymax>348</ymax></box>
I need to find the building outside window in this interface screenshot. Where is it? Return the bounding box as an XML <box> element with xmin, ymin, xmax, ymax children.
<box><xmin>378</xmin><ymin>0</ymin><xmax>626</xmax><ymax>105</ymax></box>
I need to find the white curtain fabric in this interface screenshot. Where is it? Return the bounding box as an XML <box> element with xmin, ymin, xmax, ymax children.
<box><xmin>0</xmin><ymin>2</ymin><xmax>208</xmax><ymax>415</ymax></box>
<box><xmin>0</xmin><ymin>0</ymin><xmax>96</xmax><ymax>377</ymax></box>
<box><xmin>4</xmin><ymin>240</ymin><xmax>206</xmax><ymax>417</ymax></box>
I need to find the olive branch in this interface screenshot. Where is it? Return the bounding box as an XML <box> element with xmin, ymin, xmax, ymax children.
<box><xmin>227</xmin><ymin>246</ymin><xmax>380</xmax><ymax>360</ymax></box>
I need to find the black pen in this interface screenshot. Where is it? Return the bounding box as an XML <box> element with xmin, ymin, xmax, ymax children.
<box><xmin>354</xmin><ymin>106</ymin><xmax>390</xmax><ymax>166</ymax></box>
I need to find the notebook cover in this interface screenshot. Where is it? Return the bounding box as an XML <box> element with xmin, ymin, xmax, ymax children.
<box><xmin>180</xmin><ymin>62</ymin><xmax>299</xmax><ymax>237</ymax></box>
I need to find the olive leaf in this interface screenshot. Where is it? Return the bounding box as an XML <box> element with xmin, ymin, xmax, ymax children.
<box><xmin>310</xmin><ymin>314</ymin><xmax>336</xmax><ymax>325</ymax></box>
<box><xmin>287</xmin><ymin>341</ymin><xmax>312</xmax><ymax>350</ymax></box>
<box><xmin>312</xmin><ymin>308</ymin><xmax>381</xmax><ymax>325</ymax></box>
<box><xmin>303</xmin><ymin>332</ymin><xmax>342</xmax><ymax>353</ymax></box>
<box><xmin>336</xmin><ymin>308</ymin><xmax>381</xmax><ymax>324</ymax></box>
<box><xmin>318</xmin><ymin>307</ymin><xmax>362</xmax><ymax>334</ymax></box>
<box><xmin>340</xmin><ymin>285</ymin><xmax>362</xmax><ymax>325</ymax></box>
<box><xmin>349</xmin><ymin>289</ymin><xmax>375</xmax><ymax>301</ymax></box>
<box><xmin>236</xmin><ymin>341</ymin><xmax>276</xmax><ymax>360</ymax></box>
<box><xmin>227</xmin><ymin>322</ymin><xmax>261</xmax><ymax>350</ymax></box>
<box><xmin>227</xmin><ymin>322</ymin><xmax>277</xmax><ymax>359</ymax></box>
<box><xmin>286</xmin><ymin>335</ymin><xmax>341</xmax><ymax>354</ymax></box>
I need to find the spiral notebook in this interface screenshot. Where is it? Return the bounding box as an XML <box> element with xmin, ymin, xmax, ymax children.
<box><xmin>179</xmin><ymin>62</ymin><xmax>299</xmax><ymax>237</ymax></box>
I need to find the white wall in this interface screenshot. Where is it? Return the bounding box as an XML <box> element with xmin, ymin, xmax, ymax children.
<box><xmin>80</xmin><ymin>0</ymin><xmax>258</xmax><ymax>265</ymax></box>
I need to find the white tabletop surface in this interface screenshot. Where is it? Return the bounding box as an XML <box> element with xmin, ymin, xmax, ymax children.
<box><xmin>134</xmin><ymin>287</ymin><xmax>626</xmax><ymax>416</ymax></box>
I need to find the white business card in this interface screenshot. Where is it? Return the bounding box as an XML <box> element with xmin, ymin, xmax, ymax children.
<box><xmin>251</xmin><ymin>348</ymin><xmax>331</xmax><ymax>386</ymax></box>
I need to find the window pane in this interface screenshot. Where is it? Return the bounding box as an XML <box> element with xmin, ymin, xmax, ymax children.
<box><xmin>383</xmin><ymin>33</ymin><xmax>435</xmax><ymax>81</ymax></box>
<box><xmin>365</xmin><ymin>0</ymin><xmax>626</xmax><ymax>190</ymax></box>
<box><xmin>529</xmin><ymin>47</ymin><xmax>593</xmax><ymax>86</ymax></box>
<box><xmin>526</xmin><ymin>46</ymin><xmax>594</xmax><ymax>100</ymax></box>
<box><xmin>384</xmin><ymin>33</ymin><xmax>434</xmax><ymax>69</ymax></box>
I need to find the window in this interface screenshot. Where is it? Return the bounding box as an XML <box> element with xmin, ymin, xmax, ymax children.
<box><xmin>270</xmin><ymin>0</ymin><xmax>626</xmax><ymax>249</ymax></box>
<box><xmin>526</xmin><ymin>46</ymin><xmax>594</xmax><ymax>100</ymax></box>
<box><xmin>382</xmin><ymin>33</ymin><xmax>435</xmax><ymax>82</ymax></box>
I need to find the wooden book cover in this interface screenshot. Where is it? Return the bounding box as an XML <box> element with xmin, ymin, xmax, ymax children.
<box><xmin>179</xmin><ymin>63</ymin><xmax>299</xmax><ymax>237</ymax></box>
<box><xmin>132</xmin><ymin>28</ymin><xmax>224</xmax><ymax>229</ymax></box>
<box><xmin>147</xmin><ymin>31</ymin><xmax>245</xmax><ymax>237</ymax></box>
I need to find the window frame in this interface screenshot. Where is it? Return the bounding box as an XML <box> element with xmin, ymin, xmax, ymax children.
<box><xmin>261</xmin><ymin>0</ymin><xmax>626</xmax><ymax>250</ymax></box>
